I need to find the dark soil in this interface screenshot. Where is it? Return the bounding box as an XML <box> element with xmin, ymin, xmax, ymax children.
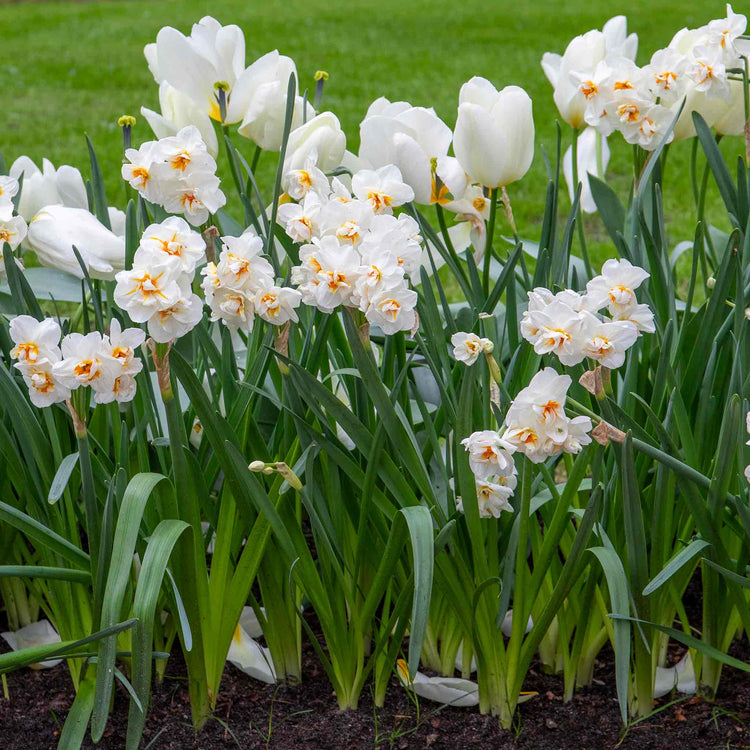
<box><xmin>1</xmin><ymin>615</ymin><xmax>749</xmax><ymax>750</ymax></box>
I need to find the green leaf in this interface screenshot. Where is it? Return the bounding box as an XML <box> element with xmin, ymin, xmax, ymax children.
<box><xmin>48</xmin><ymin>452</ymin><xmax>79</xmax><ymax>504</ymax></box>
<box><xmin>642</xmin><ymin>540</ymin><xmax>711</xmax><ymax>596</ymax></box>
<box><xmin>589</xmin><ymin>546</ymin><xmax>631</xmax><ymax>724</ymax></box>
<box><xmin>0</xmin><ymin>501</ymin><xmax>90</xmax><ymax>570</ymax></box>
<box><xmin>58</xmin><ymin>665</ymin><xmax>97</xmax><ymax>750</ymax></box>
<box><xmin>91</xmin><ymin>473</ymin><xmax>168</xmax><ymax>742</ymax></box>
<box><xmin>0</xmin><ymin>565</ymin><xmax>90</xmax><ymax>584</ymax></box>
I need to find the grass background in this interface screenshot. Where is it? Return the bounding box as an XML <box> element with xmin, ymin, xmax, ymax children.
<box><xmin>0</xmin><ymin>0</ymin><xmax>744</xmax><ymax>266</ymax></box>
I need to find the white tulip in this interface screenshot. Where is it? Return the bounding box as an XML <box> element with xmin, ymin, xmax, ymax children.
<box><xmin>453</xmin><ymin>78</ymin><xmax>534</xmax><ymax>189</ymax></box>
<box><xmin>714</xmin><ymin>79</ymin><xmax>748</xmax><ymax>136</ymax></box>
<box><xmin>141</xmin><ymin>82</ymin><xmax>219</xmax><ymax>157</ymax></box>
<box><xmin>9</xmin><ymin>156</ymin><xmax>88</xmax><ymax>221</ymax></box>
<box><xmin>0</xmin><ymin>620</ymin><xmax>62</xmax><ymax>669</ymax></box>
<box><xmin>283</xmin><ymin>111</ymin><xmax>346</xmax><ymax>173</ymax></box>
<box><xmin>359</xmin><ymin>98</ymin><xmax>453</xmax><ymax>204</ymax></box>
<box><xmin>0</xmin><ymin>175</ymin><xmax>19</xmax><ymax>213</ymax></box>
<box><xmin>235</xmin><ymin>51</ymin><xmax>310</xmax><ymax>150</ymax></box>
<box><xmin>27</xmin><ymin>206</ymin><xmax>125</xmax><ymax>280</ymax></box>
<box><xmin>145</xmin><ymin>17</ymin><xmax>248</xmax><ymax>124</ymax></box>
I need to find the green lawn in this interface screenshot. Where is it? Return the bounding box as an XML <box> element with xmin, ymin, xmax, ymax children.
<box><xmin>1</xmin><ymin>0</ymin><xmax>743</xmax><ymax>266</ymax></box>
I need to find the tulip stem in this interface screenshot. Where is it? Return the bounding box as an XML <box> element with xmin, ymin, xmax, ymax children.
<box><xmin>570</xmin><ymin>129</ymin><xmax>594</xmax><ymax>279</ymax></box>
<box><xmin>482</xmin><ymin>189</ymin><xmax>498</xmax><ymax>296</ymax></box>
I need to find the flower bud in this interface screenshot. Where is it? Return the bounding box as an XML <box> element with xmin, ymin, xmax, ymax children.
<box><xmin>249</xmin><ymin>460</ymin><xmax>267</xmax><ymax>472</ymax></box>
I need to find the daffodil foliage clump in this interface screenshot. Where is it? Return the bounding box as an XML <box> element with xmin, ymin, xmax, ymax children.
<box><xmin>0</xmin><ymin>8</ymin><xmax>749</xmax><ymax>746</ymax></box>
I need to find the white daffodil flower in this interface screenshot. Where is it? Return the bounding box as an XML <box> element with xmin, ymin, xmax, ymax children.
<box><xmin>687</xmin><ymin>45</ymin><xmax>730</xmax><ymax>99</ymax></box>
<box><xmin>318</xmin><ymin>198</ymin><xmax>373</xmax><ymax>247</ymax></box>
<box><xmin>453</xmin><ymin>77</ymin><xmax>534</xmax><ymax>189</ymax></box>
<box><xmin>579</xmin><ymin>313</ymin><xmax>639</xmax><ymax>369</ymax></box>
<box><xmin>9</xmin><ymin>315</ymin><xmax>61</xmax><ymax>363</ymax></box>
<box><xmin>278</xmin><ymin>192</ymin><xmax>323</xmax><ymax>242</ymax></box>
<box><xmin>585</xmin><ymin>258</ymin><xmax>650</xmax><ymax>313</ymax></box>
<box><xmin>461</xmin><ymin>430</ymin><xmax>516</xmax><ymax>481</ymax></box>
<box><xmin>294</xmin><ymin>236</ymin><xmax>361</xmax><ymax>313</ymax></box>
<box><xmin>0</xmin><ymin>210</ymin><xmax>27</xmax><ymax>251</ymax></box>
<box><xmin>642</xmin><ymin>48</ymin><xmax>690</xmax><ymax>106</ymax></box>
<box><xmin>105</xmin><ymin>319</ymin><xmax>146</xmax><ymax>375</ymax></box>
<box><xmin>506</xmin><ymin>367</ymin><xmax>571</xmax><ymax>428</ymax></box>
<box><xmin>352</xmin><ymin>245</ymin><xmax>406</xmax><ymax>309</ymax></box>
<box><xmin>52</xmin><ymin>331</ymin><xmax>121</xmax><ymax>395</ymax></box>
<box><xmin>351</xmin><ymin>165</ymin><xmax>414</xmax><ymax>214</ymax></box>
<box><xmin>364</xmin><ymin>284</ymin><xmax>418</xmax><ymax>335</ymax></box>
<box><xmin>456</xmin><ymin>479</ymin><xmax>514</xmax><ymax>518</ymax></box>
<box><xmin>366</xmin><ymin>214</ymin><xmax>423</xmax><ymax>278</ymax></box>
<box><xmin>282</xmin><ymin>158</ymin><xmax>330</xmax><ymax>202</ymax></box>
<box><xmin>27</xmin><ymin>205</ymin><xmax>126</xmax><ymax>280</ymax></box>
<box><xmin>147</xmin><ymin>291</ymin><xmax>204</xmax><ymax>343</ymax></box>
<box><xmin>359</xmin><ymin>98</ymin><xmax>453</xmax><ymax>204</ymax></box>
<box><xmin>610</xmin><ymin>300</ymin><xmax>656</xmax><ymax>334</ymax></box>
<box><xmin>9</xmin><ymin>156</ymin><xmax>88</xmax><ymax>221</ymax></box>
<box><xmin>451</xmin><ymin>332</ymin><xmax>492</xmax><ymax>366</ymax></box>
<box><xmin>522</xmin><ymin>299</ymin><xmax>586</xmax><ymax>366</ymax></box>
<box><xmin>0</xmin><ymin>175</ymin><xmax>19</xmax><ymax>215</ymax></box>
<box><xmin>141</xmin><ymin>81</ymin><xmax>219</xmax><ymax>158</ymax></box>
<box><xmin>504</xmin><ymin>369</ymin><xmax>592</xmax><ymax>462</ymax></box>
<box><xmin>95</xmin><ymin>374</ymin><xmax>138</xmax><ymax>405</ymax></box>
<box><xmin>1</xmin><ymin>620</ymin><xmax>62</xmax><ymax>669</ymax></box>
<box><xmin>209</xmin><ymin>287</ymin><xmax>256</xmax><ymax>332</ymax></box>
<box><xmin>114</xmin><ymin>263</ymin><xmax>184</xmax><ymax>323</ymax></box>
<box><xmin>283</xmin><ymin>112</ymin><xmax>346</xmax><ymax>174</ymax></box>
<box><xmin>15</xmin><ymin>357</ymin><xmax>70</xmax><ymax>408</ymax></box>
<box><xmin>254</xmin><ymin>285</ymin><xmax>302</xmax><ymax>327</ymax></box>
<box><xmin>122</xmin><ymin>141</ymin><xmax>165</xmax><ymax>202</ymax></box>
<box><xmin>213</xmin><ymin>231</ymin><xmax>274</xmax><ymax>292</ymax></box>
<box><xmin>563</xmin><ymin>127</ymin><xmax>611</xmax><ymax>214</ymax></box>
<box><xmin>138</xmin><ymin>216</ymin><xmax>206</xmax><ymax>275</ymax></box>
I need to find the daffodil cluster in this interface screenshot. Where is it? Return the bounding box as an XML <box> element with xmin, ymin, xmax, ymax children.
<box><xmin>114</xmin><ymin>217</ymin><xmax>205</xmax><ymax>342</ymax></box>
<box><xmin>201</xmin><ymin>229</ymin><xmax>302</xmax><ymax>333</ymax></box>
<box><xmin>543</xmin><ymin>6</ymin><xmax>748</xmax><ymax>150</ymax></box>
<box><xmin>281</xmin><ymin>164</ymin><xmax>421</xmax><ymax>334</ymax></box>
<box><xmin>122</xmin><ymin>126</ymin><xmax>226</xmax><ymax>226</ymax></box>
<box><xmin>8</xmin><ymin>315</ymin><xmax>144</xmax><ymax>408</ymax></box>
<box><xmin>521</xmin><ymin>258</ymin><xmax>654</xmax><ymax>369</ymax></box>
<box><xmin>502</xmin><ymin>368</ymin><xmax>592</xmax><ymax>462</ymax></box>
<box><xmin>459</xmin><ymin>431</ymin><xmax>517</xmax><ymax>517</ymax></box>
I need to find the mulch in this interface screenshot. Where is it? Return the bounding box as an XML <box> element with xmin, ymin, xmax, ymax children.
<box><xmin>1</xmin><ymin>616</ymin><xmax>748</xmax><ymax>750</ymax></box>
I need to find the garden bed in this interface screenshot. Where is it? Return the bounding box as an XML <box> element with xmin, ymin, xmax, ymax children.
<box><xmin>2</xmin><ymin>618</ymin><xmax>748</xmax><ymax>749</ymax></box>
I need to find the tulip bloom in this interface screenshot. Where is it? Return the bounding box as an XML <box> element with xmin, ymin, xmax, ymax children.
<box><xmin>27</xmin><ymin>206</ymin><xmax>125</xmax><ymax>280</ymax></box>
<box><xmin>453</xmin><ymin>77</ymin><xmax>534</xmax><ymax>189</ymax></box>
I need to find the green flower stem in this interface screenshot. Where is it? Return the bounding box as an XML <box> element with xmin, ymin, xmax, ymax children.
<box><xmin>482</xmin><ymin>188</ymin><xmax>498</xmax><ymax>296</ymax></box>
